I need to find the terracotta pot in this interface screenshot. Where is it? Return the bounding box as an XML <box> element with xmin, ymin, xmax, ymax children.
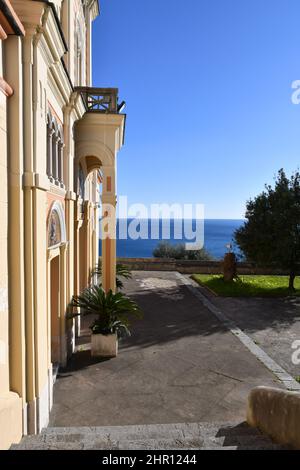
<box><xmin>91</xmin><ymin>333</ymin><xmax>118</xmax><ymax>358</ymax></box>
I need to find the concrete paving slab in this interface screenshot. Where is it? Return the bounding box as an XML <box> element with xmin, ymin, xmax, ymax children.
<box><xmin>50</xmin><ymin>271</ymin><xmax>283</xmax><ymax>427</ymax></box>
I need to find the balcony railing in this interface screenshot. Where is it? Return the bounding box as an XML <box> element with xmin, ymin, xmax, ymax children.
<box><xmin>76</xmin><ymin>87</ymin><xmax>125</xmax><ymax>114</ymax></box>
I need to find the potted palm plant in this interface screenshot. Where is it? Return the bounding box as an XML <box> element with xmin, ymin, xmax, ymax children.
<box><xmin>91</xmin><ymin>262</ymin><xmax>132</xmax><ymax>290</ymax></box>
<box><xmin>69</xmin><ymin>285</ymin><xmax>141</xmax><ymax>358</ymax></box>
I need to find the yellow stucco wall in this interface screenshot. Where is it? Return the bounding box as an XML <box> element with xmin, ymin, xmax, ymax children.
<box><xmin>0</xmin><ymin>86</ymin><xmax>9</xmax><ymax>395</ymax></box>
<box><xmin>0</xmin><ymin>0</ymin><xmax>119</xmax><ymax>449</ymax></box>
<box><xmin>0</xmin><ymin>70</ymin><xmax>23</xmax><ymax>451</ymax></box>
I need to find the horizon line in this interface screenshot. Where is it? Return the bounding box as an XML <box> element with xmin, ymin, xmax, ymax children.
<box><xmin>114</xmin><ymin>217</ymin><xmax>246</xmax><ymax>221</ymax></box>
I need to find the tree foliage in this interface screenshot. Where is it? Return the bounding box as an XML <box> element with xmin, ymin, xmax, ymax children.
<box><xmin>235</xmin><ymin>169</ymin><xmax>300</xmax><ymax>290</ymax></box>
<box><xmin>153</xmin><ymin>241</ymin><xmax>214</xmax><ymax>261</ymax></box>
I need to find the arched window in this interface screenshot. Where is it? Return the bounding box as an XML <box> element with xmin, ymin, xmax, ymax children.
<box><xmin>76</xmin><ymin>32</ymin><xmax>82</xmax><ymax>86</ymax></box>
<box><xmin>75</xmin><ymin>17</ymin><xmax>85</xmax><ymax>86</ymax></box>
<box><xmin>57</xmin><ymin>127</ymin><xmax>64</xmax><ymax>188</ymax></box>
<box><xmin>47</xmin><ymin>201</ymin><xmax>67</xmax><ymax>248</ymax></box>
<box><xmin>46</xmin><ymin>114</ymin><xmax>54</xmax><ymax>181</ymax></box>
<box><xmin>78</xmin><ymin>164</ymin><xmax>85</xmax><ymax>199</ymax></box>
<box><xmin>46</xmin><ymin>112</ymin><xmax>65</xmax><ymax>188</ymax></box>
<box><xmin>51</xmin><ymin>122</ymin><xmax>58</xmax><ymax>184</ymax></box>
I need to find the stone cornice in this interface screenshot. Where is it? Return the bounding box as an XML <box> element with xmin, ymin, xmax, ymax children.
<box><xmin>87</xmin><ymin>0</ymin><xmax>100</xmax><ymax>21</ymax></box>
<box><xmin>76</xmin><ymin>112</ymin><xmax>126</xmax><ymax>128</ymax></box>
<box><xmin>11</xmin><ymin>2</ymin><xmax>67</xmax><ymax>61</ymax></box>
<box><xmin>41</xmin><ymin>4</ymin><xmax>66</xmax><ymax>60</ymax></box>
<box><xmin>77</xmin><ymin>112</ymin><xmax>126</xmax><ymax>150</ymax></box>
<box><xmin>65</xmin><ymin>91</ymin><xmax>86</xmax><ymax>121</ymax></box>
<box><xmin>48</xmin><ymin>60</ymin><xmax>73</xmax><ymax>106</ymax></box>
<box><xmin>0</xmin><ymin>0</ymin><xmax>25</xmax><ymax>35</ymax></box>
<box><xmin>0</xmin><ymin>76</ymin><xmax>13</xmax><ymax>97</ymax></box>
<box><xmin>10</xmin><ymin>0</ymin><xmax>45</xmax><ymax>30</ymax></box>
<box><xmin>65</xmin><ymin>190</ymin><xmax>77</xmax><ymax>201</ymax></box>
<box><xmin>48</xmin><ymin>181</ymin><xmax>66</xmax><ymax>197</ymax></box>
<box><xmin>12</xmin><ymin>0</ymin><xmax>67</xmax><ymax>48</ymax></box>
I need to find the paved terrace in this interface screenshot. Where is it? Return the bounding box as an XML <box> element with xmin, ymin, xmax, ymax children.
<box><xmin>49</xmin><ymin>272</ymin><xmax>283</xmax><ymax>427</ymax></box>
<box><xmin>211</xmin><ymin>295</ymin><xmax>300</xmax><ymax>377</ymax></box>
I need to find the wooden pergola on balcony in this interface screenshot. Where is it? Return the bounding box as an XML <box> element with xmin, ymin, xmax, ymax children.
<box><xmin>76</xmin><ymin>87</ymin><xmax>125</xmax><ymax>114</ymax></box>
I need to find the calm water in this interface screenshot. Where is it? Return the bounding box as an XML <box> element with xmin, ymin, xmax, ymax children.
<box><xmin>99</xmin><ymin>219</ymin><xmax>244</xmax><ymax>260</ymax></box>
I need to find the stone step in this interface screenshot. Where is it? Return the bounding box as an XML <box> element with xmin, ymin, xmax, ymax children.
<box><xmin>11</xmin><ymin>422</ymin><xmax>286</xmax><ymax>451</ymax></box>
<box><xmin>41</xmin><ymin>421</ymin><xmax>261</xmax><ymax>442</ymax></box>
<box><xmin>205</xmin><ymin>434</ymin><xmax>281</xmax><ymax>450</ymax></box>
<box><xmin>11</xmin><ymin>435</ymin><xmax>284</xmax><ymax>451</ymax></box>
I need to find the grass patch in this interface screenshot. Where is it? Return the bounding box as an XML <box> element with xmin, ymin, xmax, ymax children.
<box><xmin>192</xmin><ymin>275</ymin><xmax>300</xmax><ymax>298</ymax></box>
<box><xmin>295</xmin><ymin>376</ymin><xmax>300</xmax><ymax>384</ymax></box>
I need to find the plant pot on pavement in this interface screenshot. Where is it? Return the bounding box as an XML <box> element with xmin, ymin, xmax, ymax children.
<box><xmin>91</xmin><ymin>333</ymin><xmax>118</xmax><ymax>358</ymax></box>
<box><xmin>68</xmin><ymin>285</ymin><xmax>142</xmax><ymax>359</ymax></box>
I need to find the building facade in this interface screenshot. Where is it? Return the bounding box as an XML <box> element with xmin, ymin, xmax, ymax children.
<box><xmin>0</xmin><ymin>0</ymin><xmax>125</xmax><ymax>449</ymax></box>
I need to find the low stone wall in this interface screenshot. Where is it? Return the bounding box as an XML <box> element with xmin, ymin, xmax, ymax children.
<box><xmin>247</xmin><ymin>386</ymin><xmax>300</xmax><ymax>449</ymax></box>
<box><xmin>117</xmin><ymin>257</ymin><xmax>289</xmax><ymax>276</ymax></box>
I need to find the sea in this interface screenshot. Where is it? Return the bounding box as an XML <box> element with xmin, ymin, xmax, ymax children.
<box><xmin>99</xmin><ymin>219</ymin><xmax>244</xmax><ymax>260</ymax></box>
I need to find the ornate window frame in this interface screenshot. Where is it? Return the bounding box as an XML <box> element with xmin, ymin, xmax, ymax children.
<box><xmin>47</xmin><ymin>201</ymin><xmax>67</xmax><ymax>249</ymax></box>
<box><xmin>46</xmin><ymin>110</ymin><xmax>65</xmax><ymax>187</ymax></box>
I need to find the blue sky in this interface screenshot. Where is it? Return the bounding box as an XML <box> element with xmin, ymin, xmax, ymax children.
<box><xmin>92</xmin><ymin>0</ymin><xmax>300</xmax><ymax>219</ymax></box>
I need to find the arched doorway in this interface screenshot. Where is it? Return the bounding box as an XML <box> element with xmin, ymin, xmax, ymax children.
<box><xmin>74</xmin><ymin>147</ymin><xmax>117</xmax><ymax>296</ymax></box>
<box><xmin>47</xmin><ymin>202</ymin><xmax>68</xmax><ymax>369</ymax></box>
<box><xmin>74</xmin><ymin>160</ymin><xmax>102</xmax><ymax>326</ymax></box>
<box><xmin>50</xmin><ymin>255</ymin><xmax>60</xmax><ymax>364</ymax></box>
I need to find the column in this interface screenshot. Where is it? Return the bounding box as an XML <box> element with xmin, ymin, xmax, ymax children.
<box><xmin>22</xmin><ymin>28</ymin><xmax>37</xmax><ymax>435</ymax></box>
<box><xmin>59</xmin><ymin>243</ymin><xmax>68</xmax><ymax>367</ymax></box>
<box><xmin>46</xmin><ymin>253</ymin><xmax>52</xmax><ymax>412</ymax></box>
<box><xmin>74</xmin><ymin>216</ymin><xmax>82</xmax><ymax>338</ymax></box>
<box><xmin>65</xmin><ymin>193</ymin><xmax>76</xmax><ymax>357</ymax></box>
<box><xmin>58</xmin><ymin>141</ymin><xmax>64</xmax><ymax>188</ymax></box>
<box><xmin>4</xmin><ymin>34</ymin><xmax>24</xmax><ymax>444</ymax></box>
<box><xmin>52</xmin><ymin>133</ymin><xmax>59</xmax><ymax>185</ymax></box>
<box><xmin>101</xmin><ymin>167</ymin><xmax>117</xmax><ymax>293</ymax></box>
<box><xmin>81</xmin><ymin>201</ymin><xmax>90</xmax><ymax>289</ymax></box>
<box><xmin>46</xmin><ymin>127</ymin><xmax>53</xmax><ymax>180</ymax></box>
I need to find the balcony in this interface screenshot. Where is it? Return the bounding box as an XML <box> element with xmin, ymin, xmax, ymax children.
<box><xmin>76</xmin><ymin>87</ymin><xmax>125</xmax><ymax>114</ymax></box>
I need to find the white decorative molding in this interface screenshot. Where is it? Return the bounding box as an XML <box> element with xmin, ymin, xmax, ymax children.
<box><xmin>65</xmin><ymin>190</ymin><xmax>77</xmax><ymax>201</ymax></box>
<box><xmin>0</xmin><ymin>340</ymin><xmax>6</xmax><ymax>365</ymax></box>
<box><xmin>36</xmin><ymin>379</ymin><xmax>50</xmax><ymax>433</ymax></box>
<box><xmin>35</xmin><ymin>173</ymin><xmax>50</xmax><ymax>192</ymax></box>
<box><xmin>48</xmin><ymin>182</ymin><xmax>66</xmax><ymax>198</ymax></box>
<box><xmin>48</xmin><ymin>67</ymin><xmax>72</xmax><ymax>110</ymax></box>
<box><xmin>42</xmin><ymin>6</ymin><xmax>67</xmax><ymax>61</ymax></box>
<box><xmin>0</xmin><ymin>288</ymin><xmax>8</xmax><ymax>313</ymax></box>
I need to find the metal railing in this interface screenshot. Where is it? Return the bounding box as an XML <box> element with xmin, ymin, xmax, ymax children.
<box><xmin>76</xmin><ymin>87</ymin><xmax>125</xmax><ymax>114</ymax></box>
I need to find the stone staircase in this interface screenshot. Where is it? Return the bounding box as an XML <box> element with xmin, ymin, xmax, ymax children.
<box><xmin>11</xmin><ymin>422</ymin><xmax>286</xmax><ymax>450</ymax></box>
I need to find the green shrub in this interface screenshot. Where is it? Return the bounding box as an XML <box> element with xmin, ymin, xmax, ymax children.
<box><xmin>153</xmin><ymin>241</ymin><xmax>214</xmax><ymax>261</ymax></box>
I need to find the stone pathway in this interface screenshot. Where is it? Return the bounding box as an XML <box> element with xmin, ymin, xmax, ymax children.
<box><xmin>49</xmin><ymin>271</ymin><xmax>283</xmax><ymax>428</ymax></box>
